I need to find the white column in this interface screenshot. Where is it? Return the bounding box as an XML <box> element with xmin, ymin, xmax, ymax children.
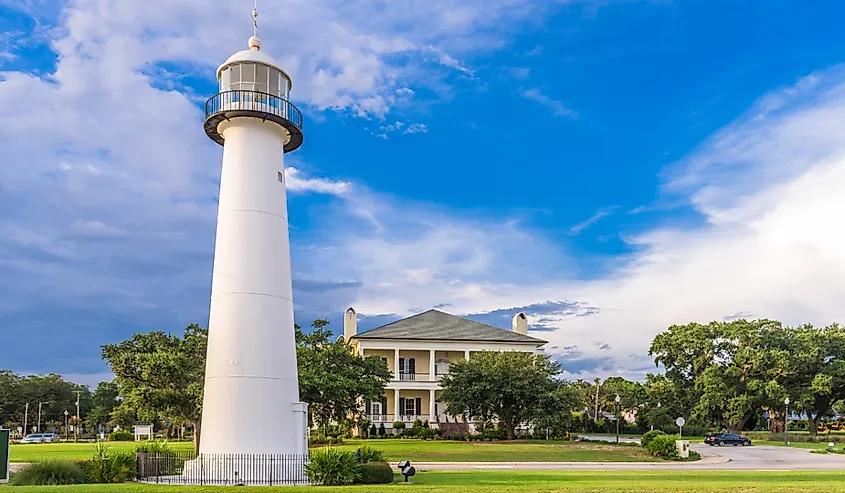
<box><xmin>393</xmin><ymin>388</ymin><xmax>400</xmax><ymax>421</ymax></box>
<box><xmin>429</xmin><ymin>389</ymin><xmax>436</xmax><ymax>424</ymax></box>
<box><xmin>464</xmin><ymin>349</ymin><xmax>470</xmax><ymax>360</ymax></box>
<box><xmin>394</xmin><ymin>348</ymin><xmax>400</xmax><ymax>380</ymax></box>
<box><xmin>429</xmin><ymin>349</ymin><xmax>436</xmax><ymax>381</ymax></box>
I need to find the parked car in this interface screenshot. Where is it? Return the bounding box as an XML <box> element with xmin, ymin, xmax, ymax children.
<box><xmin>704</xmin><ymin>433</ymin><xmax>751</xmax><ymax>446</ymax></box>
<box><xmin>19</xmin><ymin>433</ymin><xmax>60</xmax><ymax>444</ymax></box>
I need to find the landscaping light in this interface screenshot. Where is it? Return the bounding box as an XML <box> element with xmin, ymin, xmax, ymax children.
<box><xmin>397</xmin><ymin>460</ymin><xmax>416</xmax><ymax>483</ymax></box>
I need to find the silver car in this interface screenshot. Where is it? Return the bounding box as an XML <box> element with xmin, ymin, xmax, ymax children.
<box><xmin>19</xmin><ymin>433</ymin><xmax>60</xmax><ymax>443</ymax></box>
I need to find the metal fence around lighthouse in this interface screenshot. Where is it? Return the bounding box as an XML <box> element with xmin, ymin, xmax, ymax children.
<box><xmin>136</xmin><ymin>451</ymin><xmax>311</xmax><ymax>485</ymax></box>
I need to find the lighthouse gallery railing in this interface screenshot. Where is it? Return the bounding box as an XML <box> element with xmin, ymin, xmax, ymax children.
<box><xmin>205</xmin><ymin>90</ymin><xmax>303</xmax><ymax>130</ymax></box>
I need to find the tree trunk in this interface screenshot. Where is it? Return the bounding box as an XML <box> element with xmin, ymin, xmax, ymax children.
<box><xmin>505</xmin><ymin>421</ymin><xmax>516</xmax><ymax>440</ymax></box>
<box><xmin>808</xmin><ymin>416</ymin><xmax>818</xmax><ymax>437</ymax></box>
<box><xmin>192</xmin><ymin>418</ymin><xmax>202</xmax><ymax>456</ymax></box>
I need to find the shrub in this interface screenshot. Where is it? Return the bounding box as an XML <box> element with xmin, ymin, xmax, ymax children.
<box><xmin>135</xmin><ymin>440</ymin><xmax>169</xmax><ymax>453</ymax></box>
<box><xmin>305</xmin><ymin>448</ymin><xmax>361</xmax><ymax>486</ymax></box>
<box><xmin>356</xmin><ymin>462</ymin><xmax>394</xmax><ymax>484</ymax></box>
<box><xmin>687</xmin><ymin>450</ymin><xmax>702</xmax><ymax>461</ymax></box>
<box><xmin>646</xmin><ymin>434</ymin><xmax>680</xmax><ymax>460</ymax></box>
<box><xmin>419</xmin><ymin>428</ymin><xmax>437</xmax><ymax>440</ymax></box>
<box><xmin>378</xmin><ymin>423</ymin><xmax>386</xmax><ymax>436</ymax></box>
<box><xmin>86</xmin><ymin>443</ymin><xmax>137</xmax><ymax>483</ymax></box>
<box><xmin>370</xmin><ymin>424</ymin><xmax>377</xmax><ymax>437</ymax></box>
<box><xmin>324</xmin><ymin>423</ymin><xmax>349</xmax><ymax>440</ymax></box>
<box><xmin>355</xmin><ymin>446</ymin><xmax>387</xmax><ymax>464</ymax></box>
<box><xmin>9</xmin><ymin>461</ymin><xmax>88</xmax><ymax>486</ymax></box>
<box><xmin>641</xmin><ymin>429</ymin><xmax>666</xmax><ymax>448</ymax></box>
<box><xmin>108</xmin><ymin>430</ymin><xmax>134</xmax><ymax>442</ymax></box>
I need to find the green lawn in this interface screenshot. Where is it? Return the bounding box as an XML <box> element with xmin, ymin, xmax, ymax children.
<box><xmin>333</xmin><ymin>439</ymin><xmax>658</xmax><ymax>462</ymax></box>
<box><xmin>10</xmin><ymin>439</ymin><xmax>657</xmax><ymax>464</ymax></box>
<box><xmin>6</xmin><ymin>471</ymin><xmax>845</xmax><ymax>492</ymax></box>
<box><xmin>9</xmin><ymin>442</ymin><xmax>194</xmax><ymax>463</ymax></box>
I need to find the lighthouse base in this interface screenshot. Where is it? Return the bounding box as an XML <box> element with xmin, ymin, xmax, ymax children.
<box><xmin>179</xmin><ymin>454</ymin><xmax>309</xmax><ymax>485</ymax></box>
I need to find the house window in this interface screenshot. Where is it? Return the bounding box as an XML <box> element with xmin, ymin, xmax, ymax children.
<box><xmin>399</xmin><ymin>358</ymin><xmax>416</xmax><ymax>380</ymax></box>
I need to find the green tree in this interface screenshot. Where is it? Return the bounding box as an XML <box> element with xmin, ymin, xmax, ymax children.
<box><xmin>440</xmin><ymin>351</ymin><xmax>564</xmax><ymax>440</ymax></box>
<box><xmin>85</xmin><ymin>381</ymin><xmax>120</xmax><ymax>433</ymax></box>
<box><xmin>102</xmin><ymin>324</ymin><xmax>207</xmax><ymax>453</ymax></box>
<box><xmin>296</xmin><ymin>320</ymin><xmax>391</xmax><ymax>429</ymax></box>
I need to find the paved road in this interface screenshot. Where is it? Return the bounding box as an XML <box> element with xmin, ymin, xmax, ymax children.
<box><xmin>411</xmin><ymin>437</ymin><xmax>845</xmax><ymax>471</ymax></box>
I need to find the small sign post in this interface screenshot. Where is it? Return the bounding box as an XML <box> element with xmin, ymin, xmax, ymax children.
<box><xmin>676</xmin><ymin>417</ymin><xmax>686</xmax><ymax>438</ymax></box>
<box><xmin>1</xmin><ymin>428</ymin><xmax>10</xmax><ymax>484</ymax></box>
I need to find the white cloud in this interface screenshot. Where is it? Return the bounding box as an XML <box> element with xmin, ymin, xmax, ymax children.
<box><xmin>569</xmin><ymin>208</ymin><xmax>614</xmax><ymax>235</ymax></box>
<box><xmin>0</xmin><ymin>0</ymin><xmax>586</xmax><ymax>374</ymax></box>
<box><xmin>285</xmin><ymin>167</ymin><xmax>350</xmax><ymax>196</ymax></box>
<box><xmin>302</xmin><ymin>65</ymin><xmax>845</xmax><ymax>381</ymax></box>
<box><xmin>520</xmin><ymin>87</ymin><xmax>577</xmax><ymax>118</ymax></box>
<box><xmin>404</xmin><ymin>123</ymin><xmax>428</xmax><ymax>134</ymax></box>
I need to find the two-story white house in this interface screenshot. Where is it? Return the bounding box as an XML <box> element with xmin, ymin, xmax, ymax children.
<box><xmin>344</xmin><ymin>307</ymin><xmax>547</xmax><ymax>433</ymax></box>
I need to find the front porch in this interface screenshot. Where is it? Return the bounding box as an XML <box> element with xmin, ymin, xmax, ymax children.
<box><xmin>363</xmin><ymin>389</ymin><xmax>468</xmax><ymax>430</ymax></box>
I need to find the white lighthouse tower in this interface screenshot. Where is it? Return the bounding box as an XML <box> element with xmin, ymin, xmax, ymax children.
<box><xmin>198</xmin><ymin>7</ymin><xmax>307</xmax><ymax>474</ymax></box>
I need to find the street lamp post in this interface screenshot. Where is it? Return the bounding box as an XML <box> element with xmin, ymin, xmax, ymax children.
<box><xmin>615</xmin><ymin>394</ymin><xmax>621</xmax><ymax>444</ymax></box>
<box><xmin>37</xmin><ymin>402</ymin><xmax>49</xmax><ymax>433</ymax></box>
<box><xmin>784</xmin><ymin>397</ymin><xmax>790</xmax><ymax>446</ymax></box>
<box><xmin>64</xmin><ymin>410</ymin><xmax>69</xmax><ymax>441</ymax></box>
<box><xmin>651</xmin><ymin>402</ymin><xmax>661</xmax><ymax>431</ymax></box>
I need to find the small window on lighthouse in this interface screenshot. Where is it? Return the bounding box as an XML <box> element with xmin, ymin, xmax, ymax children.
<box><xmin>277</xmin><ymin>171</ymin><xmax>284</xmax><ymax>183</ymax></box>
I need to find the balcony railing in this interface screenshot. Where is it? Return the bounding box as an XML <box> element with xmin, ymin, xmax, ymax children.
<box><xmin>203</xmin><ymin>90</ymin><xmax>304</xmax><ymax>152</ymax></box>
<box><xmin>396</xmin><ymin>372</ymin><xmax>430</xmax><ymax>382</ymax></box>
<box><xmin>205</xmin><ymin>90</ymin><xmax>303</xmax><ymax>129</ymax></box>
<box><xmin>363</xmin><ymin>414</ymin><xmax>427</xmax><ymax>424</ymax></box>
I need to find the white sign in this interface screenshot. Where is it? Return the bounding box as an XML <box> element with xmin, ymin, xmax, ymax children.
<box><xmin>675</xmin><ymin>417</ymin><xmax>686</xmax><ymax>427</ymax></box>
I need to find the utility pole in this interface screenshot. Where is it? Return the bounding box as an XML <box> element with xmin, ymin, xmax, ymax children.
<box><xmin>73</xmin><ymin>391</ymin><xmax>83</xmax><ymax>442</ymax></box>
<box><xmin>37</xmin><ymin>402</ymin><xmax>49</xmax><ymax>433</ymax></box>
<box><xmin>594</xmin><ymin>379</ymin><xmax>600</xmax><ymax>420</ymax></box>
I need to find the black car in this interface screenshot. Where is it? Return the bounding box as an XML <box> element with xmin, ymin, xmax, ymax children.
<box><xmin>704</xmin><ymin>433</ymin><xmax>751</xmax><ymax>446</ymax></box>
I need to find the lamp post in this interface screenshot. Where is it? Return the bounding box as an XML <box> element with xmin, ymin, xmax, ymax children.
<box><xmin>64</xmin><ymin>410</ymin><xmax>69</xmax><ymax>441</ymax></box>
<box><xmin>37</xmin><ymin>402</ymin><xmax>49</xmax><ymax>433</ymax></box>
<box><xmin>651</xmin><ymin>402</ymin><xmax>661</xmax><ymax>431</ymax></box>
<box><xmin>615</xmin><ymin>394</ymin><xmax>621</xmax><ymax>443</ymax></box>
<box><xmin>784</xmin><ymin>397</ymin><xmax>790</xmax><ymax>446</ymax></box>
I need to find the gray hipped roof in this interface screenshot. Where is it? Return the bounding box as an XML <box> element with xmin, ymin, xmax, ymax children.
<box><xmin>352</xmin><ymin>309</ymin><xmax>546</xmax><ymax>344</ymax></box>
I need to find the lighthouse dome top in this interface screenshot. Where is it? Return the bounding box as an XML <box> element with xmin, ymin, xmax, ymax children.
<box><xmin>216</xmin><ymin>37</ymin><xmax>293</xmax><ymax>90</ymax></box>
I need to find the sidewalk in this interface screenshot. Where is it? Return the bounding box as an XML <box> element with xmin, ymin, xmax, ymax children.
<box><xmin>403</xmin><ymin>453</ymin><xmax>730</xmax><ymax>471</ymax></box>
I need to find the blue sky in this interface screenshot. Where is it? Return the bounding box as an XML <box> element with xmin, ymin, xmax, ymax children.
<box><xmin>3</xmin><ymin>0</ymin><xmax>845</xmax><ymax>386</ymax></box>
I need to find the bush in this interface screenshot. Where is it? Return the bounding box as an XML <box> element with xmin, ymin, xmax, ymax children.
<box><xmin>108</xmin><ymin>430</ymin><xmax>134</xmax><ymax>442</ymax></box>
<box><xmin>646</xmin><ymin>434</ymin><xmax>680</xmax><ymax>460</ymax></box>
<box><xmin>641</xmin><ymin>429</ymin><xmax>666</xmax><ymax>448</ymax></box>
<box><xmin>392</xmin><ymin>421</ymin><xmax>405</xmax><ymax>431</ymax></box>
<box><xmin>10</xmin><ymin>461</ymin><xmax>88</xmax><ymax>486</ymax></box>
<box><xmin>688</xmin><ymin>450</ymin><xmax>701</xmax><ymax>461</ymax></box>
<box><xmin>305</xmin><ymin>448</ymin><xmax>361</xmax><ymax>486</ymax></box>
<box><xmin>370</xmin><ymin>424</ymin><xmax>377</xmax><ymax>437</ymax></box>
<box><xmin>378</xmin><ymin>423</ymin><xmax>386</xmax><ymax>436</ymax></box>
<box><xmin>419</xmin><ymin>428</ymin><xmax>437</xmax><ymax>440</ymax></box>
<box><xmin>356</xmin><ymin>462</ymin><xmax>394</xmax><ymax>484</ymax></box>
<box><xmin>355</xmin><ymin>446</ymin><xmax>387</xmax><ymax>464</ymax></box>
<box><xmin>86</xmin><ymin>443</ymin><xmax>137</xmax><ymax>483</ymax></box>
<box><xmin>135</xmin><ymin>440</ymin><xmax>169</xmax><ymax>453</ymax></box>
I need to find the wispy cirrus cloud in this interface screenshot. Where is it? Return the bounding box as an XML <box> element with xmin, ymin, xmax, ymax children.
<box><xmin>520</xmin><ymin>87</ymin><xmax>577</xmax><ymax>118</ymax></box>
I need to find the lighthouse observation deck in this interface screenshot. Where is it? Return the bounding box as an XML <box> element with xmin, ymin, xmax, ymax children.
<box><xmin>204</xmin><ymin>90</ymin><xmax>303</xmax><ymax>152</ymax></box>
